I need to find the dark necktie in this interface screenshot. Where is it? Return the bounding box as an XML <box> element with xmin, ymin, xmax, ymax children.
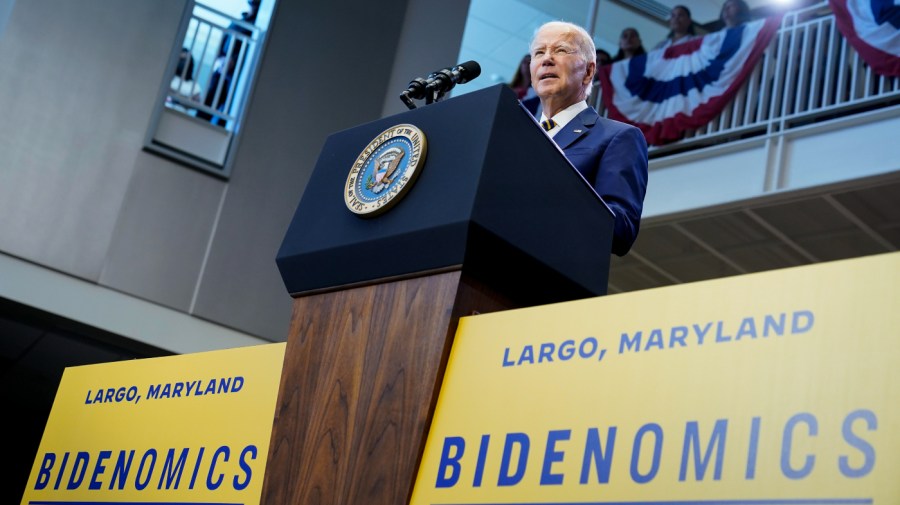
<box><xmin>541</xmin><ymin>118</ymin><xmax>557</xmax><ymax>131</ymax></box>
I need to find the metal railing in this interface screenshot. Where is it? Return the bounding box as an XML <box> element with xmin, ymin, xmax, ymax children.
<box><xmin>166</xmin><ymin>2</ymin><xmax>262</xmax><ymax>131</ymax></box>
<box><xmin>592</xmin><ymin>2</ymin><xmax>900</xmax><ymax>157</ymax></box>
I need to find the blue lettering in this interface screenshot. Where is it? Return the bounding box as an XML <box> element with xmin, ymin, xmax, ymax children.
<box><xmin>580</xmin><ymin>427</ymin><xmax>616</xmax><ymax>484</ymax></box>
<box><xmin>579</xmin><ymin>337</ymin><xmax>598</xmax><ymax>358</ymax></box>
<box><xmin>715</xmin><ymin>321</ymin><xmax>732</xmax><ymax>343</ymax></box>
<box><xmin>539</xmin><ymin>343</ymin><xmax>554</xmax><ymax>363</ymax></box>
<box><xmin>631</xmin><ymin>423</ymin><xmax>663</xmax><ymax>483</ymax></box>
<box><xmin>89</xmin><ymin>450</ymin><xmax>111</xmax><ymax>490</ymax></box>
<box><xmin>473</xmin><ymin>435</ymin><xmax>490</xmax><ymax>487</ymax></box>
<box><xmin>67</xmin><ymin>452</ymin><xmax>89</xmax><ymax>490</ymax></box>
<box><xmin>518</xmin><ymin>346</ymin><xmax>535</xmax><ymax>365</ymax></box>
<box><xmin>85</xmin><ymin>386</ymin><xmax>139</xmax><ymax>404</ymax></box>
<box><xmin>645</xmin><ymin>329</ymin><xmax>664</xmax><ymax>350</ymax></box>
<box><xmin>147</xmin><ymin>384</ymin><xmax>161</xmax><ymax>399</ymax></box>
<box><xmin>619</xmin><ymin>331</ymin><xmax>642</xmax><ymax>353</ymax></box>
<box><xmin>669</xmin><ymin>326</ymin><xmax>688</xmax><ymax>347</ymax></box>
<box><xmin>763</xmin><ymin>313</ymin><xmax>785</xmax><ymax>336</ymax></box>
<box><xmin>205</xmin><ymin>380</ymin><xmax>217</xmax><ymax>395</ymax></box>
<box><xmin>158</xmin><ymin>448</ymin><xmax>188</xmax><ymax>489</ymax></box>
<box><xmin>54</xmin><ymin>452</ymin><xmax>69</xmax><ymax>490</ymax></box>
<box><xmin>781</xmin><ymin>413</ymin><xmax>817</xmax><ymax>479</ymax></box>
<box><xmin>735</xmin><ymin>317</ymin><xmax>757</xmax><ymax>340</ymax></box>
<box><xmin>839</xmin><ymin>409</ymin><xmax>876</xmax><ymax>478</ymax></box>
<box><xmin>35</xmin><ymin>453</ymin><xmax>54</xmax><ymax>490</ymax></box>
<box><xmin>540</xmin><ymin>430</ymin><xmax>570</xmax><ymax>485</ymax></box>
<box><xmin>436</xmin><ymin>437</ymin><xmax>464</xmax><ymax>488</ymax></box>
<box><xmin>234</xmin><ymin>445</ymin><xmax>256</xmax><ymax>490</ymax></box>
<box><xmin>502</xmin><ymin>348</ymin><xmax>514</xmax><ymax>367</ymax></box>
<box><xmin>135</xmin><ymin>449</ymin><xmax>156</xmax><ymax>490</ymax></box>
<box><xmin>189</xmin><ymin>447</ymin><xmax>205</xmax><ymax>489</ymax></box>
<box><xmin>559</xmin><ymin>340</ymin><xmax>575</xmax><ymax>360</ymax></box>
<box><xmin>693</xmin><ymin>322</ymin><xmax>712</xmax><ymax>345</ymax></box>
<box><xmin>792</xmin><ymin>310</ymin><xmax>814</xmax><ymax>333</ymax></box>
<box><xmin>679</xmin><ymin>420</ymin><xmax>727</xmax><ymax>481</ymax></box>
<box><xmin>109</xmin><ymin>450</ymin><xmax>134</xmax><ymax>490</ymax></box>
<box><xmin>172</xmin><ymin>383</ymin><xmax>185</xmax><ymax>397</ymax></box>
<box><xmin>207</xmin><ymin>446</ymin><xmax>229</xmax><ymax>490</ymax></box>
<box><xmin>746</xmin><ymin>416</ymin><xmax>761</xmax><ymax>480</ymax></box>
<box><xmin>498</xmin><ymin>433</ymin><xmax>529</xmax><ymax>486</ymax></box>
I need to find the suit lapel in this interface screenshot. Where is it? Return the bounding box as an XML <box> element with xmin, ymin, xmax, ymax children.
<box><xmin>553</xmin><ymin>107</ymin><xmax>598</xmax><ymax>150</ymax></box>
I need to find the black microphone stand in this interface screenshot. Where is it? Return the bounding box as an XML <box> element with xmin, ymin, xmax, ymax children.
<box><xmin>400</xmin><ymin>72</ymin><xmax>451</xmax><ymax>110</ymax></box>
<box><xmin>400</xmin><ymin>90</ymin><xmax>417</xmax><ymax>110</ymax></box>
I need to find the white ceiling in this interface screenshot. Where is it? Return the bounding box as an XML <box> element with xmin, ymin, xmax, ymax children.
<box><xmin>607</xmin><ymin>172</ymin><xmax>900</xmax><ymax>294</ymax></box>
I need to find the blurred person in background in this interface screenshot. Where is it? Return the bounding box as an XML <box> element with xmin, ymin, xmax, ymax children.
<box><xmin>612</xmin><ymin>27</ymin><xmax>646</xmax><ymax>62</ymax></box>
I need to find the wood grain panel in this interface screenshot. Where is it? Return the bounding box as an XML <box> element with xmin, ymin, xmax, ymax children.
<box><xmin>261</xmin><ymin>270</ymin><xmax>515</xmax><ymax>505</ymax></box>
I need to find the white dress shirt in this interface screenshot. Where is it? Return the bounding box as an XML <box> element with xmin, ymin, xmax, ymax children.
<box><xmin>539</xmin><ymin>100</ymin><xmax>589</xmax><ymax>138</ymax></box>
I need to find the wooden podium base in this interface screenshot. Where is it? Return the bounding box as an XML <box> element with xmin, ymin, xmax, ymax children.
<box><xmin>260</xmin><ymin>270</ymin><xmax>516</xmax><ymax>505</ymax></box>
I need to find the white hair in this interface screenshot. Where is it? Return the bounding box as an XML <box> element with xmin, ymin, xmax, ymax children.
<box><xmin>531</xmin><ymin>21</ymin><xmax>597</xmax><ymax>97</ymax></box>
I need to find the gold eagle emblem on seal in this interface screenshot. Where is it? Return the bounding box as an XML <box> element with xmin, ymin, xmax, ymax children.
<box><xmin>344</xmin><ymin>124</ymin><xmax>427</xmax><ymax>217</ymax></box>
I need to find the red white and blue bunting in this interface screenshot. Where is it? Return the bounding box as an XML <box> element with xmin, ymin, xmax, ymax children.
<box><xmin>830</xmin><ymin>0</ymin><xmax>900</xmax><ymax>77</ymax></box>
<box><xmin>598</xmin><ymin>15</ymin><xmax>782</xmax><ymax>146</ymax></box>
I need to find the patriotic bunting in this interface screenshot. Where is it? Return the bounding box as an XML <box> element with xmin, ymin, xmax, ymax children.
<box><xmin>830</xmin><ymin>0</ymin><xmax>900</xmax><ymax>77</ymax></box>
<box><xmin>598</xmin><ymin>15</ymin><xmax>782</xmax><ymax>146</ymax></box>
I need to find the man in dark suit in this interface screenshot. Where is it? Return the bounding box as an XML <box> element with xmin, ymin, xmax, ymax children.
<box><xmin>529</xmin><ymin>21</ymin><xmax>648</xmax><ymax>256</ymax></box>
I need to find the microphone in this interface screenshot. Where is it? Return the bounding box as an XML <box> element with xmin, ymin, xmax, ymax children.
<box><xmin>424</xmin><ymin>60</ymin><xmax>481</xmax><ymax>95</ymax></box>
<box><xmin>403</xmin><ymin>61</ymin><xmax>481</xmax><ymax>102</ymax></box>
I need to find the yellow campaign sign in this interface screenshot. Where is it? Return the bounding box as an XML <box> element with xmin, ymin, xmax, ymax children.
<box><xmin>411</xmin><ymin>252</ymin><xmax>900</xmax><ymax>504</ymax></box>
<box><xmin>21</xmin><ymin>342</ymin><xmax>285</xmax><ymax>505</ymax></box>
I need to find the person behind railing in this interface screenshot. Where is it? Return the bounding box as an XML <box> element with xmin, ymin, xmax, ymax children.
<box><xmin>167</xmin><ymin>48</ymin><xmax>203</xmax><ymax>114</ymax></box>
<box><xmin>611</xmin><ymin>27</ymin><xmax>646</xmax><ymax>62</ymax></box>
<box><xmin>596</xmin><ymin>48</ymin><xmax>612</xmax><ymax>66</ymax></box>
<box><xmin>510</xmin><ymin>53</ymin><xmax>535</xmax><ymax>100</ymax></box>
<box><xmin>592</xmin><ymin>49</ymin><xmax>613</xmax><ymax>112</ymax></box>
<box><xmin>654</xmin><ymin>5</ymin><xmax>699</xmax><ymax>50</ymax></box>
<box><xmin>197</xmin><ymin>0</ymin><xmax>260</xmax><ymax>127</ymax></box>
<box><xmin>720</xmin><ymin>0</ymin><xmax>752</xmax><ymax>29</ymax></box>
<box><xmin>510</xmin><ymin>53</ymin><xmax>542</xmax><ymax>116</ymax></box>
<box><xmin>529</xmin><ymin>20</ymin><xmax>648</xmax><ymax>256</ymax></box>
<box><xmin>593</xmin><ymin>49</ymin><xmax>612</xmax><ymax>87</ymax></box>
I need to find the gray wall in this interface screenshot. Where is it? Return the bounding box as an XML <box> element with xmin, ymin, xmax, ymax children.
<box><xmin>0</xmin><ymin>0</ymin><xmax>470</xmax><ymax>343</ymax></box>
<box><xmin>0</xmin><ymin>1</ymin><xmax>184</xmax><ymax>280</ymax></box>
<box><xmin>381</xmin><ymin>0</ymin><xmax>472</xmax><ymax>118</ymax></box>
<box><xmin>0</xmin><ymin>0</ymin><xmax>14</xmax><ymax>38</ymax></box>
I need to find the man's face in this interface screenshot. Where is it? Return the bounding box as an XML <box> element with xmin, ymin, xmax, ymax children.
<box><xmin>529</xmin><ymin>26</ymin><xmax>592</xmax><ymax>108</ymax></box>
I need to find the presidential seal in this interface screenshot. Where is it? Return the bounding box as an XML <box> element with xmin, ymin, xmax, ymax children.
<box><xmin>344</xmin><ymin>124</ymin><xmax>427</xmax><ymax>217</ymax></box>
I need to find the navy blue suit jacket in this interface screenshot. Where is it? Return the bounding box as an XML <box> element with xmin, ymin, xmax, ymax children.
<box><xmin>551</xmin><ymin>106</ymin><xmax>648</xmax><ymax>256</ymax></box>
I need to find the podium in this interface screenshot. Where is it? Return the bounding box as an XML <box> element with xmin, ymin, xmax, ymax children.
<box><xmin>261</xmin><ymin>84</ymin><xmax>614</xmax><ymax>505</ymax></box>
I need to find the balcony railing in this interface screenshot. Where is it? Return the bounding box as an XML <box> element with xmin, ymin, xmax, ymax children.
<box><xmin>592</xmin><ymin>1</ymin><xmax>900</xmax><ymax>158</ymax></box>
<box><xmin>169</xmin><ymin>3</ymin><xmax>261</xmax><ymax>129</ymax></box>
<box><xmin>145</xmin><ymin>1</ymin><xmax>264</xmax><ymax>177</ymax></box>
